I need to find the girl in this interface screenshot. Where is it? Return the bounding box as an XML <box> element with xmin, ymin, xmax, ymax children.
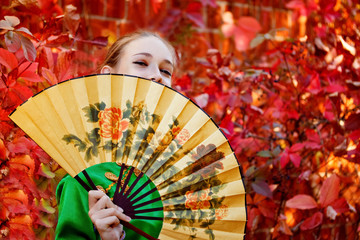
<box><xmin>56</xmin><ymin>31</ymin><xmax>176</xmax><ymax>240</ymax></box>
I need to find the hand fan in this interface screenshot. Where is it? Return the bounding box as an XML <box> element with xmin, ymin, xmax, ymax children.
<box><xmin>9</xmin><ymin>74</ymin><xmax>247</xmax><ymax>240</ymax></box>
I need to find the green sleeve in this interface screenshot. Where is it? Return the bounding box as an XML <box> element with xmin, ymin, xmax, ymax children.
<box><xmin>55</xmin><ymin>162</ymin><xmax>163</xmax><ymax>240</ymax></box>
<box><xmin>55</xmin><ymin>175</ymin><xmax>100</xmax><ymax>240</ymax></box>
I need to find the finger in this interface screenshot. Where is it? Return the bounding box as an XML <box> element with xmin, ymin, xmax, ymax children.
<box><xmin>90</xmin><ymin>208</ymin><xmax>124</xmax><ymax>221</ymax></box>
<box><xmin>88</xmin><ymin>190</ymin><xmax>107</xmax><ymax>208</ymax></box>
<box><xmin>89</xmin><ymin>195</ymin><xmax>114</xmax><ymax>216</ymax></box>
<box><xmin>95</xmin><ymin>216</ymin><xmax>120</xmax><ymax>230</ymax></box>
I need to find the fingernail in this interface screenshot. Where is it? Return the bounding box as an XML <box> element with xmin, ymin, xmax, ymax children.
<box><xmin>126</xmin><ymin>216</ymin><xmax>131</xmax><ymax>221</ymax></box>
<box><xmin>118</xmin><ymin>206</ymin><xmax>123</xmax><ymax>212</ymax></box>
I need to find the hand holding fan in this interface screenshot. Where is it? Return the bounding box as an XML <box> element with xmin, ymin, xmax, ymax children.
<box><xmin>9</xmin><ymin>74</ymin><xmax>247</xmax><ymax>240</ymax></box>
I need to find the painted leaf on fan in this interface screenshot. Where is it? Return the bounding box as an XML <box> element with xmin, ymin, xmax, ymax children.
<box><xmin>82</xmin><ymin>102</ymin><xmax>106</xmax><ymax>122</ymax></box>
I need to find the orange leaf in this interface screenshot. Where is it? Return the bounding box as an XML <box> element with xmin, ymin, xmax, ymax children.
<box><xmin>9</xmin><ymin>155</ymin><xmax>35</xmax><ymax>175</ymax></box>
<box><xmin>1</xmin><ymin>189</ymin><xmax>28</xmax><ymax>206</ymax></box>
<box><xmin>319</xmin><ymin>174</ymin><xmax>340</xmax><ymax>207</ymax></box>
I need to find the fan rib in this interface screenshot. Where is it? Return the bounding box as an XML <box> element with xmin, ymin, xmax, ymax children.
<box><xmin>112</xmin><ymin>163</ymin><xmax>126</xmax><ymax>204</ymax></box>
<box><xmin>133</xmin><ymin>197</ymin><xmax>162</xmax><ymax>209</ymax></box>
<box><xmin>82</xmin><ymin>170</ymin><xmax>97</xmax><ymax>190</ymax></box>
<box><xmin>74</xmin><ymin>175</ymin><xmax>92</xmax><ymax>192</ymax></box>
<box><xmin>119</xmin><ymin>166</ymin><xmax>135</xmax><ymax>197</ymax></box>
<box><xmin>129</xmin><ymin>187</ymin><xmax>158</xmax><ymax>206</ymax></box>
<box><xmin>129</xmin><ymin>207</ymin><xmax>164</xmax><ymax>215</ymax></box>
<box><xmin>122</xmin><ymin>221</ymin><xmax>159</xmax><ymax>240</ymax></box>
<box><xmin>126</xmin><ymin>178</ymin><xmax>152</xmax><ymax>202</ymax></box>
<box><xmin>123</xmin><ymin>171</ymin><xmax>144</xmax><ymax>199</ymax></box>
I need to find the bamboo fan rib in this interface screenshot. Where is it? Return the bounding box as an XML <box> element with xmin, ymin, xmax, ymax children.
<box><xmin>9</xmin><ymin>74</ymin><xmax>247</xmax><ymax>240</ymax></box>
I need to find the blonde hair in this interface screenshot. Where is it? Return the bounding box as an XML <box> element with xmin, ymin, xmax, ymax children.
<box><xmin>100</xmin><ymin>30</ymin><xmax>176</xmax><ymax>71</ymax></box>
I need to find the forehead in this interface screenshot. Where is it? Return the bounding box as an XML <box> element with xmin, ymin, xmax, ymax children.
<box><xmin>122</xmin><ymin>36</ymin><xmax>174</xmax><ymax>62</ymax></box>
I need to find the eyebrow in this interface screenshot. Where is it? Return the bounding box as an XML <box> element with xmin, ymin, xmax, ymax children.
<box><xmin>133</xmin><ymin>52</ymin><xmax>173</xmax><ymax>67</ymax></box>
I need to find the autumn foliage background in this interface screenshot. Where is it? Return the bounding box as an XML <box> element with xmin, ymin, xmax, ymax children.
<box><xmin>0</xmin><ymin>0</ymin><xmax>360</xmax><ymax>239</ymax></box>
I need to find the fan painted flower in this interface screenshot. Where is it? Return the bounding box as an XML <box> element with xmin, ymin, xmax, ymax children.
<box><xmin>215</xmin><ymin>205</ymin><xmax>228</xmax><ymax>220</ymax></box>
<box><xmin>98</xmin><ymin>107</ymin><xmax>129</xmax><ymax>141</ymax></box>
<box><xmin>175</xmin><ymin>128</ymin><xmax>190</xmax><ymax>145</ymax></box>
<box><xmin>191</xmin><ymin>144</ymin><xmax>225</xmax><ymax>178</ymax></box>
<box><xmin>185</xmin><ymin>189</ymin><xmax>211</xmax><ymax>210</ymax></box>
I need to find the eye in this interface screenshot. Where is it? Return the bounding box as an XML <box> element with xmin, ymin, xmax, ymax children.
<box><xmin>160</xmin><ymin>69</ymin><xmax>172</xmax><ymax>77</ymax></box>
<box><xmin>133</xmin><ymin>61</ymin><xmax>147</xmax><ymax>66</ymax></box>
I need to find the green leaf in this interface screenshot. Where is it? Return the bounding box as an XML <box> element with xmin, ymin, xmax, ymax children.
<box><xmin>85</xmin><ymin>147</ymin><xmax>92</xmax><ymax>161</ymax></box>
<box><xmin>38</xmin><ymin>213</ymin><xmax>55</xmax><ymax>228</ymax></box>
<box><xmin>82</xmin><ymin>104</ymin><xmax>100</xmax><ymax>122</ymax></box>
<box><xmin>123</xmin><ymin>108</ymin><xmax>131</xmax><ymax>119</ymax></box>
<box><xmin>62</xmin><ymin>134</ymin><xmax>87</xmax><ymax>151</ymax></box>
<box><xmin>250</xmin><ymin>34</ymin><xmax>265</xmax><ymax>48</ymax></box>
<box><xmin>92</xmin><ymin>146</ymin><xmax>98</xmax><ymax>157</ymax></box>
<box><xmin>200</xmin><ymin>221</ymin><xmax>210</xmax><ymax>228</ymax></box>
<box><xmin>95</xmin><ymin>101</ymin><xmax>106</xmax><ymax>111</ymax></box>
<box><xmin>103</xmin><ymin>141</ymin><xmax>113</xmax><ymax>151</ymax></box>
<box><xmin>87</xmin><ymin>128</ymin><xmax>100</xmax><ymax>146</ymax></box>
<box><xmin>38</xmin><ymin>163</ymin><xmax>55</xmax><ymax>178</ymax></box>
<box><xmin>39</xmin><ymin>198</ymin><xmax>56</xmax><ymax>214</ymax></box>
<box><xmin>204</xmin><ymin>229</ymin><xmax>215</xmax><ymax>240</ymax></box>
<box><xmin>257</xmin><ymin>150</ymin><xmax>272</xmax><ymax>158</ymax></box>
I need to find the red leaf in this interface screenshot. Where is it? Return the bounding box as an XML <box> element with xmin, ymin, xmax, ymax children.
<box><xmin>349</xmin><ymin>129</ymin><xmax>360</xmax><ymax>141</ymax></box>
<box><xmin>186</xmin><ymin>12</ymin><xmax>205</xmax><ymax>28</ymax></box>
<box><xmin>41</xmin><ymin>67</ymin><xmax>58</xmax><ymax>85</ymax></box>
<box><xmin>325</xmin><ymin>83</ymin><xmax>346</xmax><ymax>93</ymax></box>
<box><xmin>280</xmin><ymin>148</ymin><xmax>290</xmax><ymax>168</ymax></box>
<box><xmin>237</xmin><ymin>16</ymin><xmax>261</xmax><ymax>33</ymax></box>
<box><xmin>285</xmin><ymin>194</ymin><xmax>318</xmax><ymax>209</ymax></box>
<box><xmin>251</xmin><ymin>180</ymin><xmax>273</xmax><ymax>199</ymax></box>
<box><xmin>20</xmin><ymin>34</ymin><xmax>36</xmax><ymax>62</ymax></box>
<box><xmin>300</xmin><ymin>212</ymin><xmax>323</xmax><ymax>230</ymax></box>
<box><xmin>258</xmin><ymin>200</ymin><xmax>276</xmax><ymax>219</ymax></box>
<box><xmin>345</xmin><ymin>113</ymin><xmax>360</xmax><ymax>131</ymax></box>
<box><xmin>0</xmin><ymin>48</ymin><xmax>18</xmax><ymax>69</ymax></box>
<box><xmin>219</xmin><ymin>114</ymin><xmax>234</xmax><ymax>138</ymax></box>
<box><xmin>286</xmin><ymin>0</ymin><xmax>304</xmax><ymax>9</ymax></box>
<box><xmin>330</xmin><ymin>198</ymin><xmax>349</xmax><ymax>214</ymax></box>
<box><xmin>10</xmin><ymin>82</ymin><xmax>34</xmax><ymax>102</ymax></box>
<box><xmin>247</xmin><ymin>207</ymin><xmax>261</xmax><ymax>229</ymax></box>
<box><xmin>324</xmin><ymin>99</ymin><xmax>335</xmax><ymax>121</ymax></box>
<box><xmin>289</xmin><ymin>153</ymin><xmax>302</xmax><ymax>167</ymax></box>
<box><xmin>234</xmin><ymin>27</ymin><xmax>256</xmax><ymax>51</ymax></box>
<box><xmin>320</xmin><ymin>174</ymin><xmax>340</xmax><ymax>207</ymax></box>
<box><xmin>290</xmin><ymin>143</ymin><xmax>304</xmax><ymax>152</ymax></box>
<box><xmin>76</xmin><ymin>36</ymin><xmax>108</xmax><ymax>47</ymax></box>
<box><xmin>18</xmin><ymin>62</ymin><xmax>42</xmax><ymax>82</ymax></box>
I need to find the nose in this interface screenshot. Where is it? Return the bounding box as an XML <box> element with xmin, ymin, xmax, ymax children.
<box><xmin>148</xmin><ymin>66</ymin><xmax>162</xmax><ymax>83</ymax></box>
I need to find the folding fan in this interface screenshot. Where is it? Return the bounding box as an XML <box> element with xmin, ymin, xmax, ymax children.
<box><xmin>9</xmin><ymin>74</ymin><xmax>247</xmax><ymax>240</ymax></box>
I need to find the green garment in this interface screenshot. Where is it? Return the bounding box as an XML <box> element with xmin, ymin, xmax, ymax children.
<box><xmin>55</xmin><ymin>162</ymin><xmax>163</xmax><ymax>240</ymax></box>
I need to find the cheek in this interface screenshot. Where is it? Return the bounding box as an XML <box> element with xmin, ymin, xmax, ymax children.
<box><xmin>162</xmin><ymin>77</ymin><xmax>172</xmax><ymax>87</ymax></box>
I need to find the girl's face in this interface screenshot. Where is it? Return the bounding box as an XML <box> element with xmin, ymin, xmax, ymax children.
<box><xmin>102</xmin><ymin>36</ymin><xmax>174</xmax><ymax>87</ymax></box>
